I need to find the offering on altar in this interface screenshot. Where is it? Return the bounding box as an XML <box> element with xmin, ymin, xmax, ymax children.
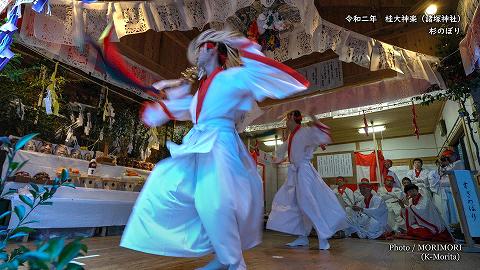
<box><xmin>56</xmin><ymin>167</ymin><xmax>80</xmax><ymax>178</ymax></box>
<box><xmin>33</xmin><ymin>172</ymin><xmax>51</xmax><ymax>184</ymax></box>
<box><xmin>96</xmin><ymin>155</ymin><xmax>116</xmax><ymax>166</ymax></box>
<box><xmin>124</xmin><ymin>169</ymin><xmax>139</xmax><ymax>177</ymax></box>
<box><xmin>9</xmin><ymin>171</ymin><xmax>32</xmax><ymax>183</ymax></box>
<box><xmin>87</xmin><ymin>159</ymin><xmax>97</xmax><ymax>176</ymax></box>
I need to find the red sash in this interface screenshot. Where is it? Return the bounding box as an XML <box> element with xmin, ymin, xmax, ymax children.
<box><xmin>195</xmin><ymin>67</ymin><xmax>222</xmax><ymax>123</ymax></box>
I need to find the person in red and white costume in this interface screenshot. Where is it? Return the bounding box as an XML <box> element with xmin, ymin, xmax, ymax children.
<box><xmin>332</xmin><ymin>176</ymin><xmax>357</xmax><ymax>208</ymax></box>
<box><xmin>345</xmin><ymin>178</ymin><xmax>389</xmax><ymax>239</ymax></box>
<box><xmin>406</xmin><ymin>158</ymin><xmax>432</xmax><ymax>197</ymax></box>
<box><xmin>267</xmin><ymin>110</ymin><xmax>348</xmax><ymax>250</ymax></box>
<box><xmin>399</xmin><ymin>184</ymin><xmax>452</xmax><ymax>241</ymax></box>
<box><xmin>121</xmin><ymin>29</ymin><xmax>310</xmax><ymax>270</ymax></box>
<box><xmin>383</xmin><ymin>159</ymin><xmax>402</xmax><ymax>188</ymax></box>
<box><xmin>377</xmin><ymin>176</ymin><xmax>405</xmax><ymax>233</ymax></box>
<box><xmin>429</xmin><ymin>149</ymin><xmax>464</xmax><ymax>225</ymax></box>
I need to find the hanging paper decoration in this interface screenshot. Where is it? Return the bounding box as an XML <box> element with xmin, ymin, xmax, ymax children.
<box><xmin>145</xmin><ymin>128</ymin><xmax>159</xmax><ymax>161</ymax></box>
<box><xmin>31</xmin><ymin>0</ymin><xmax>51</xmax><ymax>15</ymax></box>
<box><xmin>65</xmin><ymin>127</ymin><xmax>73</xmax><ymax>143</ymax></box>
<box><xmin>0</xmin><ymin>1</ymin><xmax>14</xmax><ymax>15</ymax></box>
<box><xmin>43</xmin><ymin>89</ymin><xmax>52</xmax><ymax>115</ymax></box>
<box><xmin>0</xmin><ymin>5</ymin><xmax>19</xmax><ymax>71</ymax></box>
<box><xmin>103</xmin><ymin>100</ymin><xmax>115</xmax><ymax>128</ymax></box>
<box><xmin>127</xmin><ymin>140</ymin><xmax>133</xmax><ymax>154</ymax></box>
<box><xmin>363</xmin><ymin>111</ymin><xmax>369</xmax><ymax>136</ymax></box>
<box><xmin>45</xmin><ymin>62</ymin><xmax>60</xmax><ymax>115</ymax></box>
<box><xmin>412</xmin><ymin>102</ymin><xmax>420</xmax><ymax>139</ymax></box>
<box><xmin>86</xmin><ymin>23</ymin><xmax>162</xmax><ymax>97</ymax></box>
<box><xmin>112</xmin><ymin>137</ymin><xmax>120</xmax><ymax>155</ymax></box>
<box><xmin>77</xmin><ymin>105</ymin><xmax>84</xmax><ymax>127</ymax></box>
<box><xmin>84</xmin><ymin>112</ymin><xmax>92</xmax><ymax>135</ymax></box>
<box><xmin>13</xmin><ymin>98</ymin><xmax>25</xmax><ymax>120</ymax></box>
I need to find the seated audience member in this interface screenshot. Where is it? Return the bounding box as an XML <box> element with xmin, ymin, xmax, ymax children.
<box><xmin>398</xmin><ymin>184</ymin><xmax>452</xmax><ymax>242</ymax></box>
<box><xmin>378</xmin><ymin>176</ymin><xmax>405</xmax><ymax>233</ymax></box>
<box><xmin>345</xmin><ymin>178</ymin><xmax>389</xmax><ymax>239</ymax></box>
<box><xmin>383</xmin><ymin>159</ymin><xmax>401</xmax><ymax>188</ymax></box>
<box><xmin>406</xmin><ymin>158</ymin><xmax>431</xmax><ymax>195</ymax></box>
<box><xmin>333</xmin><ymin>176</ymin><xmax>356</xmax><ymax>208</ymax></box>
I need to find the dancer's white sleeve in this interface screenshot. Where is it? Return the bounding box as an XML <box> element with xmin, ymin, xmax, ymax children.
<box><xmin>140</xmin><ymin>84</ymin><xmax>192</xmax><ymax>127</ymax></box>
<box><xmin>305</xmin><ymin>124</ymin><xmax>332</xmax><ymax>146</ymax></box>
<box><xmin>236</xmin><ymin>40</ymin><xmax>310</xmax><ymax>101</ymax></box>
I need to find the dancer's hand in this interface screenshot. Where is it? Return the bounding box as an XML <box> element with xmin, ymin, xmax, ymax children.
<box><xmin>397</xmin><ymin>199</ymin><xmax>406</xmax><ymax>208</ymax></box>
<box><xmin>352</xmin><ymin>205</ymin><xmax>362</xmax><ymax>212</ymax></box>
<box><xmin>271</xmin><ymin>157</ymin><xmax>283</xmax><ymax>165</ymax></box>
<box><xmin>225</xmin><ymin>36</ymin><xmax>252</xmax><ymax>49</ymax></box>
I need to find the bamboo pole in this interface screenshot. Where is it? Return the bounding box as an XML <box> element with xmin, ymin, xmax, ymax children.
<box><xmin>371</xmin><ymin>121</ymin><xmax>383</xmax><ymax>187</ymax></box>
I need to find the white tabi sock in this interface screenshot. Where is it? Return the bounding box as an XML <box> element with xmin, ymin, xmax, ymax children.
<box><xmin>285</xmin><ymin>235</ymin><xmax>309</xmax><ymax>247</ymax></box>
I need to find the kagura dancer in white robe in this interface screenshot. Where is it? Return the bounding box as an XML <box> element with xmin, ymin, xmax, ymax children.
<box><xmin>345</xmin><ymin>179</ymin><xmax>389</xmax><ymax>239</ymax></box>
<box><xmin>377</xmin><ymin>176</ymin><xmax>405</xmax><ymax>232</ymax></box>
<box><xmin>333</xmin><ymin>176</ymin><xmax>357</xmax><ymax>208</ymax></box>
<box><xmin>266</xmin><ymin>110</ymin><xmax>348</xmax><ymax>250</ymax></box>
<box><xmin>399</xmin><ymin>184</ymin><xmax>452</xmax><ymax>241</ymax></box>
<box><xmin>429</xmin><ymin>149</ymin><xmax>463</xmax><ymax>225</ymax></box>
<box><xmin>120</xmin><ymin>30</ymin><xmax>309</xmax><ymax>270</ymax></box>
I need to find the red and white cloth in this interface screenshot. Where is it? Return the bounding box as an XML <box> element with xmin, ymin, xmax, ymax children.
<box><xmin>354</xmin><ymin>151</ymin><xmax>385</xmax><ymax>185</ymax></box>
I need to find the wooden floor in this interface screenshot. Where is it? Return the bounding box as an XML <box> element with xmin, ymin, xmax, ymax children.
<box><xmin>71</xmin><ymin>231</ymin><xmax>479</xmax><ymax>270</ymax></box>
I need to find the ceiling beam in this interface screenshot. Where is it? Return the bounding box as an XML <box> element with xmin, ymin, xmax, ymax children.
<box><xmin>163</xmin><ymin>31</ymin><xmax>191</xmax><ymax>49</ymax></box>
<box><xmin>117</xmin><ymin>42</ymin><xmax>177</xmax><ymax>79</ymax></box>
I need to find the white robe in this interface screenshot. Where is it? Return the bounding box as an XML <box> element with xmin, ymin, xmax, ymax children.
<box><xmin>378</xmin><ymin>186</ymin><xmax>405</xmax><ymax>231</ymax></box>
<box><xmin>429</xmin><ymin>161</ymin><xmax>464</xmax><ymax>225</ymax></box>
<box><xmin>121</xmin><ymin>41</ymin><xmax>308</xmax><ymax>267</ymax></box>
<box><xmin>354</xmin><ymin>188</ymin><xmax>378</xmax><ymax>201</ymax></box>
<box><xmin>403</xmin><ymin>193</ymin><xmax>447</xmax><ymax>235</ymax></box>
<box><xmin>333</xmin><ymin>186</ymin><xmax>356</xmax><ymax>208</ymax></box>
<box><xmin>387</xmin><ymin>170</ymin><xmax>402</xmax><ymax>189</ymax></box>
<box><xmin>266</xmin><ymin>127</ymin><xmax>348</xmax><ymax>239</ymax></box>
<box><xmin>406</xmin><ymin>169</ymin><xmax>431</xmax><ymax>195</ymax></box>
<box><xmin>345</xmin><ymin>194</ymin><xmax>389</xmax><ymax>239</ymax></box>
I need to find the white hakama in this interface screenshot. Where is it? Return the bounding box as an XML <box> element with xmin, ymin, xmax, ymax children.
<box><xmin>403</xmin><ymin>193</ymin><xmax>451</xmax><ymax>240</ymax></box>
<box><xmin>266</xmin><ymin>126</ymin><xmax>348</xmax><ymax>239</ymax></box>
<box><xmin>121</xmin><ymin>41</ymin><xmax>309</xmax><ymax>268</ymax></box>
<box><xmin>345</xmin><ymin>194</ymin><xmax>389</xmax><ymax>239</ymax></box>
<box><xmin>429</xmin><ymin>161</ymin><xmax>464</xmax><ymax>225</ymax></box>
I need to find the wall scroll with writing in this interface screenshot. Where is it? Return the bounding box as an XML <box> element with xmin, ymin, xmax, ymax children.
<box><xmin>316</xmin><ymin>153</ymin><xmax>353</xmax><ymax>178</ymax></box>
<box><xmin>296</xmin><ymin>58</ymin><xmax>343</xmax><ymax>95</ymax></box>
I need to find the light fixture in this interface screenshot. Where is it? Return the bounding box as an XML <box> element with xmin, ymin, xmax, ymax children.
<box><xmin>358</xmin><ymin>125</ymin><xmax>386</xmax><ymax>134</ymax></box>
<box><xmin>263</xmin><ymin>140</ymin><xmax>284</xmax><ymax>146</ymax></box>
<box><xmin>425</xmin><ymin>4</ymin><xmax>437</xmax><ymax>15</ymax></box>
